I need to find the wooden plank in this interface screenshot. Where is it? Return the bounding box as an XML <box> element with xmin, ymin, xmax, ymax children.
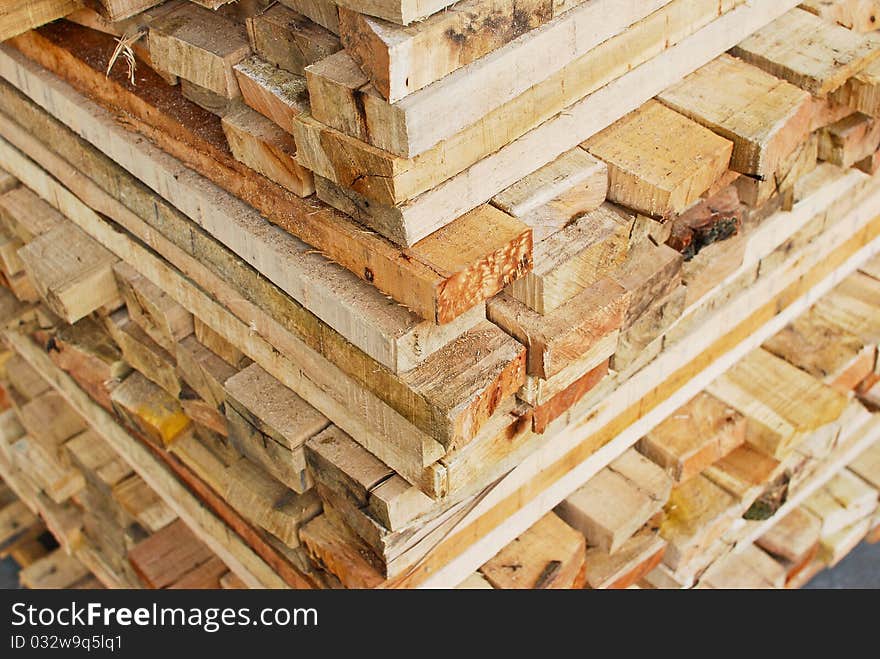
<box><xmin>300</xmin><ymin>513</ymin><xmax>384</xmax><ymax>588</ymax></box>
<box><xmin>224</xmin><ymin>458</ymin><xmax>321</xmax><ymax>548</ymax></box>
<box><xmin>90</xmin><ymin>0</ymin><xmax>163</xmax><ymax>22</ymax></box>
<box><xmin>0</xmin><ymin>110</ymin><xmax>448</xmax><ymax>496</ymax></box>
<box><xmin>303</xmin><ymin>0</ymin><xmax>741</xmax><ymax>215</ymax></box>
<box><xmin>556</xmin><ymin>449</ymin><xmax>671</xmax><ymax>554</ymax></box>
<box><xmin>707</xmin><ymin>348</ymin><xmax>849</xmax><ymax>459</ymax></box>
<box><xmin>337</xmin><ymin>0</ymin><xmax>585</xmax><ymax>103</ymax></box>
<box><xmin>2</xmin><ymin>32</ymin><xmax>528</xmax><ymax>325</ymax></box>
<box><xmin>246</xmin><ymin>4</ymin><xmax>338</xmax><ymax>76</ymax></box>
<box><xmin>338</xmin><ymin>0</ymin><xmax>673</xmax><ymax>157</ymax></box>
<box><xmin>114</xmin><ymin>262</ymin><xmax>194</xmax><ymax>354</ymax></box>
<box><xmin>112</xmin><ymin>474</ymin><xmax>176</xmax><ymax>533</ymax></box>
<box><xmin>66</xmin><ymin>429</ymin><xmax>133</xmax><ymax>493</ymax></box>
<box><xmin>279</xmin><ymin>0</ymin><xmax>339</xmax><ymax>33</ymax></box>
<box><xmin>233</xmin><ymin>56</ymin><xmax>309</xmax><ymax>135</ymax></box>
<box><xmin>6</xmin><ymin>330</ymin><xmax>299</xmax><ymax>588</ymax></box>
<box><xmin>763</xmin><ymin>307</ymin><xmax>876</xmax><ymax>393</ymax></box>
<box><xmin>800</xmin><ymin>0</ymin><xmax>880</xmax><ymax>32</ymax></box>
<box><xmin>221</xmin><ymin>103</ymin><xmax>315</xmax><ymax>197</ymax></box>
<box><xmin>479</xmin><ymin>512</ymin><xmax>585</xmax><ymax>589</ymax></box>
<box><xmin>17</xmin><ymin>221</ymin><xmax>118</xmax><ymax>323</ymax></box>
<box><xmin>756</xmin><ymin>505</ymin><xmax>821</xmax><ymax>563</ymax></box>
<box><xmin>174</xmin><ymin>335</ymin><xmax>236</xmax><ymax>409</ymax></box>
<box><xmin>0</xmin><ymin>185</ymin><xmax>62</xmax><ymax>244</ymax></box>
<box><xmin>106</xmin><ymin>310</ymin><xmax>182</xmax><ymax>398</ymax></box>
<box><xmin>488</xmin><ymin>278</ymin><xmax>627</xmax><ymax>379</ymax></box>
<box><xmin>50</xmin><ymin>317</ymin><xmax>129</xmax><ymax>412</ymax></box>
<box><xmin>584</xmin><ymin>100</ymin><xmax>733</xmax><ymax>218</ymax></box>
<box><xmin>583</xmin><ymin>529</ymin><xmax>667</xmax><ymax>589</ymax></box>
<box><xmin>19</xmin><ymin>391</ymin><xmax>87</xmax><ymax>464</ymax></box>
<box><xmin>732</xmin><ymin>8</ymin><xmax>880</xmax><ymax>96</ymax></box>
<box><xmin>110</xmin><ymin>372</ymin><xmax>191</xmax><ymax>448</ymax></box>
<box><xmin>819</xmin><ymin>113</ymin><xmax>880</xmax><ymax>169</ymax></box>
<box><xmin>819</xmin><ymin>515</ymin><xmax>872</xmax><ymax>565</ymax></box>
<box><xmin>510</xmin><ymin>205</ymin><xmax>630</xmax><ymax>315</ymax></box>
<box><xmin>803</xmin><ymin>469</ymin><xmax>878</xmax><ymax>535</ymax></box>
<box><xmin>20</xmin><ymin>548</ymin><xmax>90</xmax><ymax>588</ymax></box>
<box><xmin>0</xmin><ymin>0</ymin><xmax>82</xmax><ymax>41</ymax></box>
<box><xmin>491</xmin><ymin>148</ymin><xmax>608</xmax><ymax>243</ymax></box>
<box><xmin>148</xmin><ymin>2</ymin><xmax>251</xmax><ymax>98</ymax></box>
<box><xmin>831</xmin><ymin>57</ymin><xmax>880</xmax><ymax>118</ymax></box>
<box><xmin>127</xmin><ymin>518</ymin><xmax>215</xmax><ymax>588</ymax></box>
<box><xmin>332</xmin><ymin>0</ymin><xmax>457</xmax><ymax>26</ymax></box>
<box><xmin>639</xmin><ymin>393</ymin><xmax>747</xmax><ymax>484</ymax></box>
<box><xmin>699</xmin><ymin>543</ymin><xmax>785</xmax><ymax>588</ymax></box>
<box><xmin>658</xmin><ymin>54</ymin><xmax>812</xmax><ymax>179</ymax></box>
<box><xmin>9</xmin><ymin>438</ymin><xmax>85</xmax><ymax>504</ymax></box>
<box><xmin>849</xmin><ymin>440</ymin><xmax>880</xmax><ymax>489</ymax></box>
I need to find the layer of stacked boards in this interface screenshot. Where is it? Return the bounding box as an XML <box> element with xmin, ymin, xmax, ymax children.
<box><xmin>0</xmin><ymin>0</ymin><xmax>878</xmax><ymax>588</ymax></box>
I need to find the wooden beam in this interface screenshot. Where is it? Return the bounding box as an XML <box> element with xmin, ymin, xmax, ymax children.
<box><xmin>0</xmin><ymin>0</ymin><xmax>82</xmax><ymax>42</ymax></box>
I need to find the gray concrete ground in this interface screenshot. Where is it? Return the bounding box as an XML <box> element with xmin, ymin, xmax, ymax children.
<box><xmin>0</xmin><ymin>541</ymin><xmax>876</xmax><ymax>589</ymax></box>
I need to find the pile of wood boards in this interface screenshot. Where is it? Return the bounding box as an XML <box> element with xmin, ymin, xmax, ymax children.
<box><xmin>0</xmin><ymin>0</ymin><xmax>878</xmax><ymax>588</ymax></box>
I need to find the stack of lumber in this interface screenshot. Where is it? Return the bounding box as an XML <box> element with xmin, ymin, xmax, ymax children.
<box><xmin>0</xmin><ymin>1</ymin><xmax>878</xmax><ymax>588</ymax></box>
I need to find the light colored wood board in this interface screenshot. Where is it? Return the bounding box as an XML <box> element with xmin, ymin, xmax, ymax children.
<box><xmin>491</xmin><ymin>148</ymin><xmax>608</xmax><ymax>242</ymax></box>
<box><xmin>66</xmin><ymin>429</ymin><xmax>133</xmax><ymax>492</ymax></box>
<box><xmin>703</xmin><ymin>443</ymin><xmax>781</xmax><ymax>507</ymax></box>
<box><xmin>819</xmin><ymin>113</ymin><xmax>880</xmax><ymax>169</ymax></box>
<box><xmin>510</xmin><ymin>204</ymin><xmax>630</xmax><ymax>314</ymax></box>
<box><xmin>488</xmin><ymin>278</ymin><xmax>627</xmax><ymax>378</ymax></box>
<box><xmin>148</xmin><ymin>2</ymin><xmax>251</xmax><ymax>98</ymax></box>
<box><xmin>279</xmin><ymin>0</ymin><xmax>339</xmax><ymax>33</ymax></box>
<box><xmin>300</xmin><ymin>512</ymin><xmax>385</xmax><ymax>588</ymax></box>
<box><xmin>112</xmin><ymin>474</ymin><xmax>176</xmax><ymax>533</ymax></box>
<box><xmin>5</xmin><ymin>353</ymin><xmax>50</xmax><ymax>400</ymax></box>
<box><xmin>519</xmin><ymin>330</ymin><xmax>618</xmax><ymax>407</ymax></box>
<box><xmin>0</xmin><ymin>107</ymin><xmax>447</xmax><ymax>496</ymax></box>
<box><xmin>611</xmin><ymin>241</ymin><xmax>683</xmax><ymax>329</ymax></box>
<box><xmin>706</xmin><ymin>347</ymin><xmax>849</xmax><ymax>459</ymax></box>
<box><xmin>9</xmin><ymin>438</ymin><xmax>85</xmax><ymax>504</ymax></box>
<box><xmin>556</xmin><ymin>449</ymin><xmax>670</xmax><ymax>554</ymax></box>
<box><xmin>106</xmin><ymin>310</ymin><xmax>182</xmax><ymax>398</ymax></box>
<box><xmin>849</xmin><ymin>439</ymin><xmax>880</xmax><ymax>489</ymax></box>
<box><xmin>304</xmin><ymin>0</ymin><xmax>740</xmax><ymax>211</ymax></box>
<box><xmin>699</xmin><ymin>543</ymin><xmax>785</xmax><ymax>588</ymax></box>
<box><xmin>338</xmin><ymin>0</ymin><xmax>584</xmax><ymax>102</ymax></box>
<box><xmin>735</xmin><ymin>134</ymin><xmax>818</xmax><ymax>210</ymax></box>
<box><xmin>531</xmin><ymin>360</ymin><xmax>610</xmax><ymax>435</ymax></box>
<box><xmin>246</xmin><ymin>4</ymin><xmax>339</xmax><ymax>76</ymax></box>
<box><xmin>800</xmin><ymin>0</ymin><xmax>880</xmax><ymax>32</ymax></box>
<box><xmin>114</xmin><ymin>261</ymin><xmax>194</xmax><ymax>353</ymax></box>
<box><xmin>0</xmin><ymin>0</ymin><xmax>83</xmax><ymax>41</ymax></box>
<box><xmin>174</xmin><ymin>334</ymin><xmax>237</xmax><ymax>409</ymax></box>
<box><xmin>89</xmin><ymin>0</ymin><xmax>164</xmax><ymax>22</ymax></box>
<box><xmin>402</xmin><ymin>182</ymin><xmax>880</xmax><ymax>584</ymax></box>
<box><xmin>763</xmin><ymin>306</ymin><xmax>874</xmax><ymax>392</ymax></box>
<box><xmin>110</xmin><ymin>372</ymin><xmax>191</xmax><ymax>448</ymax></box>
<box><xmin>225</xmin><ymin>404</ymin><xmax>312</xmax><ymax>494</ymax></box>
<box><xmin>819</xmin><ymin>515</ymin><xmax>872</xmax><ymax>565</ymax></box>
<box><xmin>6</xmin><ymin>330</ymin><xmax>300</xmax><ymax>588</ymax></box>
<box><xmin>17</xmin><ymin>221</ymin><xmax>118</xmax><ymax>323</ymax></box>
<box><xmin>233</xmin><ymin>56</ymin><xmax>310</xmax><ymax>135</ymax></box>
<box><xmin>20</xmin><ymin>547</ymin><xmax>90</xmax><ymax>588</ymax></box>
<box><xmin>583</xmin><ymin>529</ymin><xmax>667</xmax><ymax>589</ymax></box>
<box><xmin>660</xmin><ymin>55</ymin><xmax>812</xmax><ymax>179</ymax></box>
<box><xmin>19</xmin><ymin>391</ymin><xmax>87</xmax><ymax>462</ymax></box>
<box><xmin>756</xmin><ymin>505</ymin><xmax>821</xmax><ymax>563</ymax></box>
<box><xmin>732</xmin><ymin>8</ymin><xmax>880</xmax><ymax>96</ymax></box>
<box><xmin>639</xmin><ymin>392</ymin><xmax>747</xmax><ymax>484</ymax></box>
<box><xmin>831</xmin><ymin>56</ymin><xmax>880</xmax><ymax>118</ymax></box>
<box><xmin>224</xmin><ymin>457</ymin><xmax>321</xmax><ymax>548</ymax></box>
<box><xmin>350</xmin><ymin>0</ymin><xmax>674</xmax><ymax>157</ymax></box>
<box><xmin>811</xmin><ymin>271</ymin><xmax>880</xmax><ymax>346</ymax></box>
<box><xmin>611</xmin><ymin>285</ymin><xmax>685</xmax><ymax>374</ymax></box>
<box><xmin>333</xmin><ymin>0</ymin><xmax>456</xmax><ymax>25</ymax></box>
<box><xmin>479</xmin><ymin>512</ymin><xmax>585</xmax><ymax>589</ymax></box>
<box><xmin>584</xmin><ymin>100</ymin><xmax>733</xmax><ymax>218</ymax></box>
<box><xmin>0</xmin><ymin>185</ymin><xmax>63</xmax><ymax>243</ymax></box>
<box><xmin>221</xmin><ymin>103</ymin><xmax>315</xmax><ymax>196</ymax></box>
<box><xmin>803</xmin><ymin>468</ymin><xmax>878</xmax><ymax>535</ymax></box>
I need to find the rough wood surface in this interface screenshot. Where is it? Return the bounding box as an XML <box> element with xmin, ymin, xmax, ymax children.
<box><xmin>732</xmin><ymin>8</ymin><xmax>880</xmax><ymax>96</ymax></box>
